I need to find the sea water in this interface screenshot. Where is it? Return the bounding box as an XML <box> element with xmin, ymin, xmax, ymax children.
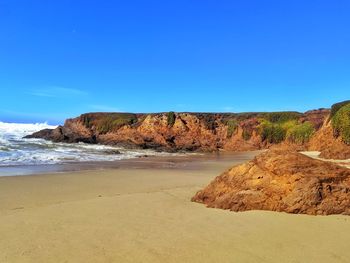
<box><xmin>0</xmin><ymin>121</ymin><xmax>177</xmax><ymax>167</ymax></box>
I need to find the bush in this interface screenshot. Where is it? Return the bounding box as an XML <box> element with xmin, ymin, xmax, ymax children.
<box><xmin>286</xmin><ymin>122</ymin><xmax>315</xmax><ymax>144</ymax></box>
<box><xmin>242</xmin><ymin>129</ymin><xmax>252</xmax><ymax>141</ymax></box>
<box><xmin>167</xmin><ymin>111</ymin><xmax>176</xmax><ymax>127</ymax></box>
<box><xmin>80</xmin><ymin>113</ymin><xmax>138</xmax><ymax>134</ymax></box>
<box><xmin>259</xmin><ymin>121</ymin><xmax>286</xmax><ymax>143</ymax></box>
<box><xmin>332</xmin><ymin>103</ymin><xmax>350</xmax><ymax>144</ymax></box>
<box><xmin>195</xmin><ymin>113</ymin><xmax>219</xmax><ymax>131</ymax></box>
<box><xmin>226</xmin><ymin>119</ymin><xmax>238</xmax><ymax>138</ymax></box>
<box><xmin>263</xmin><ymin>112</ymin><xmax>301</xmax><ymax>123</ymax></box>
<box><xmin>82</xmin><ymin>115</ymin><xmax>92</xmax><ymax>128</ymax></box>
<box><xmin>281</xmin><ymin>120</ymin><xmax>298</xmax><ymax>131</ymax></box>
<box><xmin>330</xmin><ymin>100</ymin><xmax>350</xmax><ymax>119</ymax></box>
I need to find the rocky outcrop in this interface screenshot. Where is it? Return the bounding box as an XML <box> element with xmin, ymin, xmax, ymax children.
<box><xmin>26</xmin><ymin>109</ymin><xmax>331</xmax><ymax>152</ymax></box>
<box><xmin>307</xmin><ymin>101</ymin><xmax>350</xmax><ymax>160</ymax></box>
<box><xmin>308</xmin><ymin>119</ymin><xmax>350</xmax><ymax>159</ymax></box>
<box><xmin>25</xmin><ymin>101</ymin><xmax>350</xmax><ymax>157</ymax></box>
<box><xmin>192</xmin><ymin>150</ymin><xmax>350</xmax><ymax>215</ymax></box>
<box><xmin>27</xmin><ymin>119</ymin><xmax>95</xmax><ymax>143</ymax></box>
<box><xmin>300</xmin><ymin>108</ymin><xmax>330</xmax><ymax>130</ymax></box>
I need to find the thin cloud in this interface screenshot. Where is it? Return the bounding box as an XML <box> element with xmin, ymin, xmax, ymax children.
<box><xmin>29</xmin><ymin>87</ymin><xmax>88</xmax><ymax>98</ymax></box>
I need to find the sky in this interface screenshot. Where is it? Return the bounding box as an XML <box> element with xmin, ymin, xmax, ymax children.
<box><xmin>0</xmin><ymin>0</ymin><xmax>349</xmax><ymax>124</ymax></box>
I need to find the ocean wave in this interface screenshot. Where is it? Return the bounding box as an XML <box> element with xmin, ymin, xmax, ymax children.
<box><xmin>0</xmin><ymin>121</ymin><xmax>182</xmax><ymax>166</ymax></box>
<box><xmin>0</xmin><ymin>121</ymin><xmax>57</xmax><ymax>139</ymax></box>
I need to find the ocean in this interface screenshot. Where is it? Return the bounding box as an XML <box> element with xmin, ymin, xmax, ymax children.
<box><xmin>0</xmin><ymin>121</ymin><xmax>178</xmax><ymax>167</ymax></box>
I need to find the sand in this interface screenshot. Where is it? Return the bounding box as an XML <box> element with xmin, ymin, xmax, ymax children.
<box><xmin>0</xmin><ymin>152</ymin><xmax>350</xmax><ymax>263</ymax></box>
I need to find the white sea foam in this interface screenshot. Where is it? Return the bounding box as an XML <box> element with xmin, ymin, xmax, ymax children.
<box><xmin>0</xmin><ymin>121</ymin><xmax>180</xmax><ymax>167</ymax></box>
<box><xmin>0</xmin><ymin>121</ymin><xmax>57</xmax><ymax>139</ymax></box>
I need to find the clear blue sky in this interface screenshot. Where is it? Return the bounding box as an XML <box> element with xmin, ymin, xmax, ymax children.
<box><xmin>0</xmin><ymin>0</ymin><xmax>349</xmax><ymax>124</ymax></box>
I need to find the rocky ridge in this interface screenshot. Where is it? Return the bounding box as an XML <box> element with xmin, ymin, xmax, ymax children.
<box><xmin>26</xmin><ymin>110</ymin><xmax>328</xmax><ymax>151</ymax></box>
<box><xmin>26</xmin><ymin>101</ymin><xmax>350</xmax><ymax>159</ymax></box>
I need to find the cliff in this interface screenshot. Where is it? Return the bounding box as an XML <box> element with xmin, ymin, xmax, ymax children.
<box><xmin>192</xmin><ymin>149</ymin><xmax>350</xmax><ymax>215</ymax></box>
<box><xmin>308</xmin><ymin>101</ymin><xmax>350</xmax><ymax>159</ymax></box>
<box><xmin>26</xmin><ymin>100</ymin><xmax>350</xmax><ymax>158</ymax></box>
<box><xmin>26</xmin><ymin>110</ymin><xmax>329</xmax><ymax>152</ymax></box>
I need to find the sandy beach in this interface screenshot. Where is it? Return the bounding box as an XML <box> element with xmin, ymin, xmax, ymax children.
<box><xmin>1</xmin><ymin>152</ymin><xmax>350</xmax><ymax>263</ymax></box>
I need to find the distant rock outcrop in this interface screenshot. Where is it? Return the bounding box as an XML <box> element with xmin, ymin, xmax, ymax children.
<box><xmin>308</xmin><ymin>120</ymin><xmax>350</xmax><ymax>160</ymax></box>
<box><xmin>192</xmin><ymin>150</ymin><xmax>350</xmax><ymax>215</ymax></box>
<box><xmin>25</xmin><ymin>101</ymin><xmax>350</xmax><ymax>158</ymax></box>
<box><xmin>308</xmin><ymin>101</ymin><xmax>350</xmax><ymax>160</ymax></box>
<box><xmin>25</xmin><ymin>109</ymin><xmax>331</xmax><ymax>152</ymax></box>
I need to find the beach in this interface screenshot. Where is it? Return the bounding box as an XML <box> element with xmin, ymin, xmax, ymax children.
<box><xmin>1</xmin><ymin>152</ymin><xmax>350</xmax><ymax>263</ymax></box>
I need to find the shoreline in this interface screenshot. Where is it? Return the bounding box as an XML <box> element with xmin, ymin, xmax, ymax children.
<box><xmin>1</xmin><ymin>151</ymin><xmax>350</xmax><ymax>262</ymax></box>
<box><xmin>0</xmin><ymin>150</ymin><xmax>262</xmax><ymax>177</ymax></box>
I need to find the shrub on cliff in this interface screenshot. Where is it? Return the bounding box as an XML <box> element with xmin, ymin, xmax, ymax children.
<box><xmin>242</xmin><ymin>129</ymin><xmax>252</xmax><ymax>140</ymax></box>
<box><xmin>167</xmin><ymin>111</ymin><xmax>176</xmax><ymax>127</ymax></box>
<box><xmin>259</xmin><ymin>121</ymin><xmax>286</xmax><ymax>143</ymax></box>
<box><xmin>81</xmin><ymin>113</ymin><xmax>138</xmax><ymax>134</ymax></box>
<box><xmin>225</xmin><ymin>119</ymin><xmax>238</xmax><ymax>138</ymax></box>
<box><xmin>263</xmin><ymin>112</ymin><xmax>301</xmax><ymax>123</ymax></box>
<box><xmin>332</xmin><ymin>103</ymin><xmax>350</xmax><ymax>144</ymax></box>
<box><xmin>286</xmin><ymin>121</ymin><xmax>315</xmax><ymax>144</ymax></box>
<box><xmin>330</xmin><ymin>100</ymin><xmax>350</xmax><ymax>119</ymax></box>
<box><xmin>195</xmin><ymin>113</ymin><xmax>219</xmax><ymax>131</ymax></box>
<box><xmin>240</xmin><ymin>118</ymin><xmax>260</xmax><ymax>141</ymax></box>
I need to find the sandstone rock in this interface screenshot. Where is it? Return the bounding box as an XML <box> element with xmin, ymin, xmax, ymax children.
<box><xmin>192</xmin><ymin>150</ymin><xmax>350</xmax><ymax>215</ymax></box>
<box><xmin>308</xmin><ymin>118</ymin><xmax>350</xmax><ymax>160</ymax></box>
<box><xmin>301</xmin><ymin>108</ymin><xmax>330</xmax><ymax>129</ymax></box>
<box><xmin>24</xmin><ymin>105</ymin><xmax>349</xmax><ymax>155</ymax></box>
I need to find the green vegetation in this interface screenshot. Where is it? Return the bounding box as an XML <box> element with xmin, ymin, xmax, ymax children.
<box><xmin>281</xmin><ymin>120</ymin><xmax>298</xmax><ymax>131</ymax></box>
<box><xmin>242</xmin><ymin>129</ymin><xmax>252</xmax><ymax>141</ymax></box>
<box><xmin>330</xmin><ymin>100</ymin><xmax>350</xmax><ymax>119</ymax></box>
<box><xmin>167</xmin><ymin>111</ymin><xmax>176</xmax><ymax>127</ymax></box>
<box><xmin>259</xmin><ymin>121</ymin><xmax>286</xmax><ymax>143</ymax></box>
<box><xmin>82</xmin><ymin>114</ymin><xmax>91</xmax><ymax>128</ymax></box>
<box><xmin>263</xmin><ymin>112</ymin><xmax>301</xmax><ymax>123</ymax></box>
<box><xmin>235</xmin><ymin>112</ymin><xmax>302</xmax><ymax>143</ymax></box>
<box><xmin>81</xmin><ymin>113</ymin><xmax>138</xmax><ymax>134</ymax></box>
<box><xmin>194</xmin><ymin>113</ymin><xmax>219</xmax><ymax>131</ymax></box>
<box><xmin>286</xmin><ymin>122</ymin><xmax>315</xmax><ymax>144</ymax></box>
<box><xmin>257</xmin><ymin>118</ymin><xmax>315</xmax><ymax>144</ymax></box>
<box><xmin>226</xmin><ymin>119</ymin><xmax>238</xmax><ymax>138</ymax></box>
<box><xmin>221</xmin><ymin>112</ymin><xmax>302</xmax><ymax>142</ymax></box>
<box><xmin>332</xmin><ymin>103</ymin><xmax>350</xmax><ymax>144</ymax></box>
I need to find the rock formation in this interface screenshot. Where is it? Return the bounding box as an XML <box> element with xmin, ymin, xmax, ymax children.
<box><xmin>192</xmin><ymin>150</ymin><xmax>350</xmax><ymax>215</ymax></box>
<box><xmin>26</xmin><ymin>100</ymin><xmax>350</xmax><ymax>159</ymax></box>
<box><xmin>308</xmin><ymin>101</ymin><xmax>350</xmax><ymax>159</ymax></box>
<box><xmin>308</xmin><ymin>119</ymin><xmax>350</xmax><ymax>159</ymax></box>
<box><xmin>26</xmin><ymin>110</ymin><xmax>329</xmax><ymax>152</ymax></box>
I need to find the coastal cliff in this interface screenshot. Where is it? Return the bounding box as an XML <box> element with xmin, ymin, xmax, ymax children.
<box><xmin>26</xmin><ymin>110</ymin><xmax>329</xmax><ymax>152</ymax></box>
<box><xmin>26</xmin><ymin>100</ymin><xmax>350</xmax><ymax>159</ymax></box>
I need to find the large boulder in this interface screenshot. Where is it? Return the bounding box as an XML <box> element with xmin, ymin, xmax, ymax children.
<box><xmin>192</xmin><ymin>150</ymin><xmax>350</xmax><ymax>215</ymax></box>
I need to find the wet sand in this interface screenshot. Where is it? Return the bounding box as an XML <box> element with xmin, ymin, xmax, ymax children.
<box><xmin>0</xmin><ymin>151</ymin><xmax>350</xmax><ymax>262</ymax></box>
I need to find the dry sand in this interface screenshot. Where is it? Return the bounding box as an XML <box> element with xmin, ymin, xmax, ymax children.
<box><xmin>0</xmin><ymin>152</ymin><xmax>350</xmax><ymax>263</ymax></box>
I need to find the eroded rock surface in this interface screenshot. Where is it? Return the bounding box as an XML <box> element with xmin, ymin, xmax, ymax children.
<box><xmin>192</xmin><ymin>150</ymin><xmax>350</xmax><ymax>215</ymax></box>
<box><xmin>25</xmin><ymin>101</ymin><xmax>350</xmax><ymax>158</ymax></box>
<box><xmin>308</xmin><ymin>117</ymin><xmax>350</xmax><ymax>160</ymax></box>
<box><xmin>25</xmin><ymin>110</ymin><xmax>330</xmax><ymax>152</ymax></box>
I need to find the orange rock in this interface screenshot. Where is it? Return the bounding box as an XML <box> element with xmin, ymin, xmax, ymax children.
<box><xmin>308</xmin><ymin>118</ymin><xmax>350</xmax><ymax>159</ymax></box>
<box><xmin>25</xmin><ymin>107</ymin><xmax>350</xmax><ymax>158</ymax></box>
<box><xmin>192</xmin><ymin>150</ymin><xmax>350</xmax><ymax>215</ymax></box>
